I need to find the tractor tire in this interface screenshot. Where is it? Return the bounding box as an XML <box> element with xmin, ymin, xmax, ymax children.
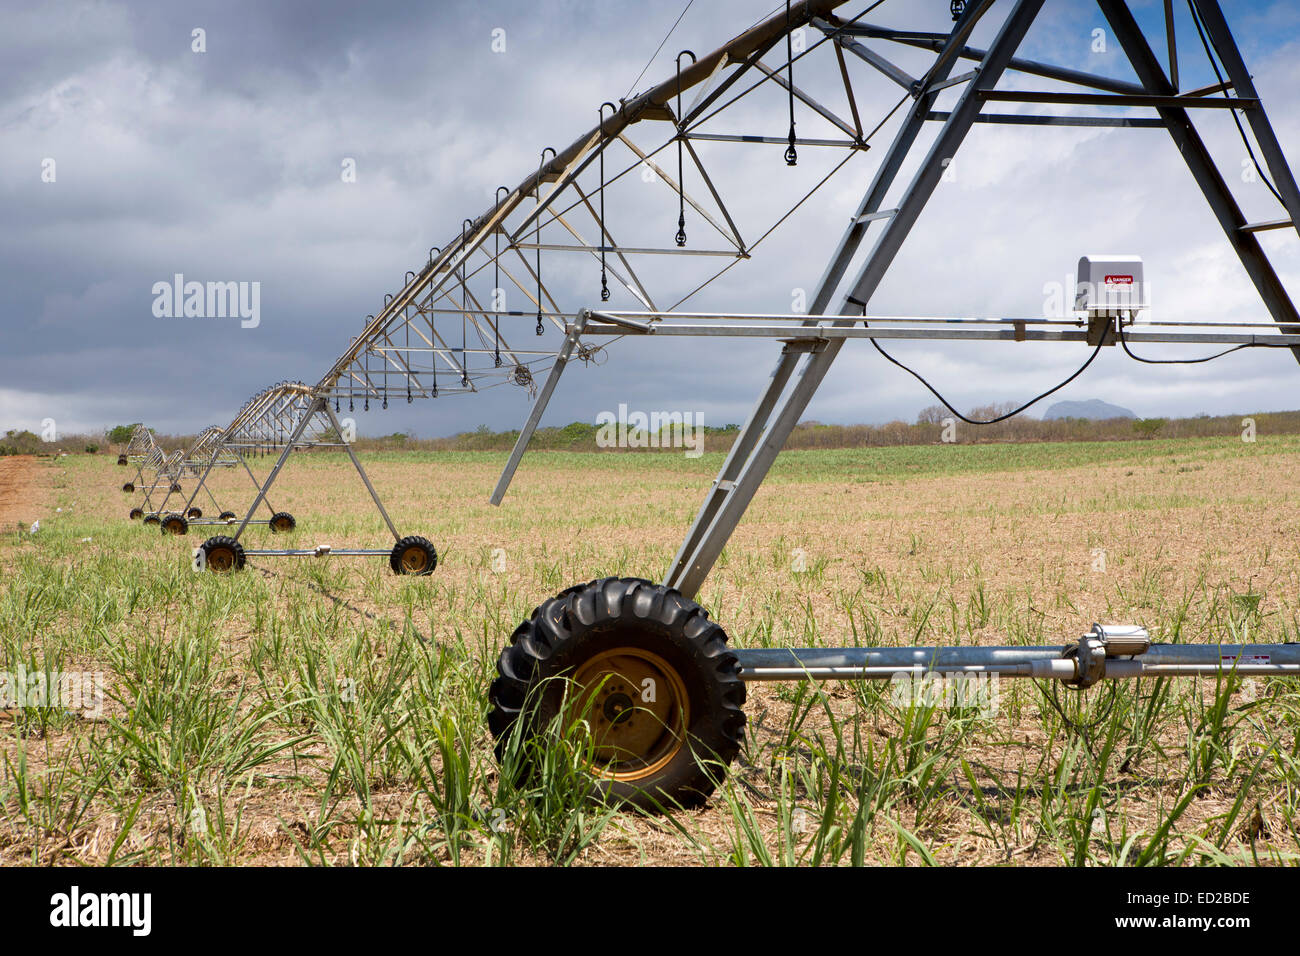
<box><xmin>268</xmin><ymin>512</ymin><xmax>296</xmax><ymax>534</ymax></box>
<box><xmin>128</xmin><ymin>507</ymin><xmax>144</xmax><ymax>521</ymax></box>
<box><xmin>199</xmin><ymin>535</ymin><xmax>246</xmax><ymax>573</ymax></box>
<box><xmin>218</xmin><ymin>511</ymin><xmax>237</xmax><ymax>521</ymax></box>
<box><xmin>117</xmin><ymin>455</ymin><xmax>128</xmax><ymax>466</ymax></box>
<box><xmin>488</xmin><ymin>577</ymin><xmax>746</xmax><ymax>812</ymax></box>
<box><xmin>389</xmin><ymin>535</ymin><xmax>437</xmax><ymax>576</ymax></box>
<box><xmin>161</xmin><ymin>513</ymin><xmax>189</xmax><ymax>536</ymax></box>
<box><xmin>186</xmin><ymin>507</ymin><xmax>202</xmax><ymax>519</ymax></box>
<box><xmin>122</xmin><ymin>482</ymin><xmax>135</xmax><ymax>493</ymax></box>
<box><xmin>143</xmin><ymin>514</ymin><xmax>161</xmax><ymax>526</ymax></box>
<box><xmin>169</xmin><ymin>482</ymin><xmax>183</xmax><ymax>494</ymax></box>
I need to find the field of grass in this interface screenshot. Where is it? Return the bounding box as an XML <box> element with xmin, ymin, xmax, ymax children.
<box><xmin>2</xmin><ymin>434</ymin><xmax>1299</xmax><ymax>865</ymax></box>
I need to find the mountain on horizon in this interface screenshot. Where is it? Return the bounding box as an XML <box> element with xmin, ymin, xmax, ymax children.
<box><xmin>1042</xmin><ymin>399</ymin><xmax>1136</xmax><ymax>421</ymax></box>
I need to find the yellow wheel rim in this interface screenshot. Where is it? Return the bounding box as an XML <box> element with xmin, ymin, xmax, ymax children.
<box><xmin>401</xmin><ymin>546</ymin><xmax>428</xmax><ymax>573</ymax></box>
<box><xmin>569</xmin><ymin>647</ymin><xmax>688</xmax><ymax>782</ymax></box>
<box><xmin>207</xmin><ymin>548</ymin><xmax>234</xmax><ymax>572</ymax></box>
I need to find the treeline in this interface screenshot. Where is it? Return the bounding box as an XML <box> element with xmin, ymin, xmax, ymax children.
<box><xmin>7</xmin><ymin>409</ymin><xmax>1293</xmax><ymax>458</ymax></box>
<box><xmin>341</xmin><ymin>407</ymin><xmax>1296</xmax><ymax>453</ymax></box>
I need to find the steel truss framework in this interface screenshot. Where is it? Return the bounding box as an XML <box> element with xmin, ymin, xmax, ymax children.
<box><xmin>182</xmin><ymin>379</ymin><xmax>442</xmax><ymax>570</ymax></box>
<box><xmin>126</xmin><ymin>447</ymin><xmax>186</xmax><ymax>523</ymax></box>
<box><xmin>191</xmin><ymin>0</ymin><xmax>921</xmax><ymax>570</ymax></box>
<box><xmin>136</xmin><ymin>427</ymin><xmax>235</xmax><ymax>523</ymax></box>
<box><xmin>117</xmin><ymin>425</ymin><xmax>159</xmax><ymax>494</ymax></box>
<box><xmin>180</xmin><ymin>384</ymin><xmax>328</xmax><ymax>538</ymax></box>
<box><xmin>486</xmin><ymin>0</ymin><xmax>1300</xmax><ymax>695</ymax></box>
<box><xmin>175</xmin><ymin>0</ymin><xmax>1300</xmax><ymax>697</ymax></box>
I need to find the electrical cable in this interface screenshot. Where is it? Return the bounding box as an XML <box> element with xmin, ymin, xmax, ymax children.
<box><xmin>622</xmin><ymin>0</ymin><xmax>696</xmax><ymax>102</ymax></box>
<box><xmin>867</xmin><ymin>322</ymin><xmax>1107</xmax><ymax>425</ymax></box>
<box><xmin>1116</xmin><ymin>317</ymin><xmax>1294</xmax><ymax>363</ymax></box>
<box><xmin>1186</xmin><ymin>0</ymin><xmax>1284</xmax><ymax>204</ymax></box>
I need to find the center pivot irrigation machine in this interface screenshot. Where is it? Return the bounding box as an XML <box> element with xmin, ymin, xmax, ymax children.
<box><xmin>181</xmin><ymin>0</ymin><xmax>1300</xmax><ymax>810</ymax></box>
<box><xmin>471</xmin><ymin>0</ymin><xmax>1300</xmax><ymax>810</ymax></box>
<box><xmin>163</xmin><ymin>385</ymin><xmax>317</xmax><ymax>540</ymax></box>
<box><xmin>190</xmin><ymin>375</ymin><xmax>464</xmax><ymax>574</ymax></box>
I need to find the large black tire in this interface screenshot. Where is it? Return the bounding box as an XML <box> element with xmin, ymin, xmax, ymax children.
<box><xmin>128</xmin><ymin>507</ymin><xmax>144</xmax><ymax>521</ymax></box>
<box><xmin>186</xmin><ymin>507</ymin><xmax>203</xmax><ymax>519</ymax></box>
<box><xmin>218</xmin><ymin>511</ymin><xmax>237</xmax><ymax>521</ymax></box>
<box><xmin>488</xmin><ymin>577</ymin><xmax>746</xmax><ymax>812</ymax></box>
<box><xmin>169</xmin><ymin>482</ymin><xmax>183</xmax><ymax>494</ymax></box>
<box><xmin>268</xmin><ymin>512</ymin><xmax>296</xmax><ymax>534</ymax></box>
<box><xmin>199</xmin><ymin>535</ymin><xmax>246</xmax><ymax>573</ymax></box>
<box><xmin>142</xmin><ymin>513</ymin><xmax>161</xmax><ymax>526</ymax></box>
<box><xmin>161</xmin><ymin>513</ymin><xmax>189</xmax><ymax>536</ymax></box>
<box><xmin>122</xmin><ymin>482</ymin><xmax>135</xmax><ymax>493</ymax></box>
<box><xmin>389</xmin><ymin>535</ymin><xmax>437</xmax><ymax>575</ymax></box>
<box><xmin>117</xmin><ymin>455</ymin><xmax>128</xmax><ymax>466</ymax></box>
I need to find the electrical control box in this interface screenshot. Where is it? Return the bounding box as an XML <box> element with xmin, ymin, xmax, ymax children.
<box><xmin>1075</xmin><ymin>255</ymin><xmax>1147</xmax><ymax>320</ymax></box>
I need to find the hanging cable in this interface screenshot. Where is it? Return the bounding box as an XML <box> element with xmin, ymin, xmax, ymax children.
<box><xmin>1117</xmin><ymin>319</ymin><xmax>1294</xmax><ymax>363</ymax></box>
<box><xmin>1186</xmin><ymin>0</ymin><xmax>1283</xmax><ymax>204</ymax></box>
<box><xmin>462</xmin><ymin>219</ymin><xmax>473</xmax><ymax>386</ymax></box>
<box><xmin>536</xmin><ymin>147</ymin><xmax>556</xmax><ymax>335</ymax></box>
<box><xmin>599</xmin><ymin>102</ymin><xmax>618</xmax><ymax>302</ymax></box>
<box><xmin>866</xmin><ymin>315</ymin><xmax>1107</xmax><ymax>425</ymax></box>
<box><xmin>382</xmin><ymin>297</ymin><xmax>391</xmax><ymax>408</ymax></box>
<box><xmin>493</xmin><ymin>188</ymin><xmax>507</xmax><ymax>366</ymax></box>
<box><xmin>429</xmin><ymin>247</ymin><xmax>441</xmax><ymax>397</ymax></box>
<box><xmin>405</xmin><ymin>271</ymin><xmax>415</xmax><ymax>403</ymax></box>
<box><xmin>784</xmin><ymin>1</ymin><xmax>797</xmax><ymax>166</ymax></box>
<box><xmin>675</xmin><ymin>50</ymin><xmax>695</xmax><ymax>247</ymax></box>
<box><xmin>622</xmin><ymin>0</ymin><xmax>696</xmax><ymax>102</ymax></box>
<box><xmin>363</xmin><ymin>315</ymin><xmax>372</xmax><ymax>411</ymax></box>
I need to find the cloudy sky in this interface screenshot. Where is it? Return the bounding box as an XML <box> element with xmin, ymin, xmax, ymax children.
<box><xmin>3</xmin><ymin>0</ymin><xmax>1300</xmax><ymax>440</ymax></box>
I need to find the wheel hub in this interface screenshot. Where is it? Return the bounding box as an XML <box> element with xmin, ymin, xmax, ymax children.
<box><xmin>570</xmin><ymin>647</ymin><xmax>689</xmax><ymax>782</ymax></box>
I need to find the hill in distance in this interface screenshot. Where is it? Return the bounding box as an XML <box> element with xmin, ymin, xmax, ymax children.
<box><xmin>1042</xmin><ymin>399</ymin><xmax>1136</xmax><ymax>420</ymax></box>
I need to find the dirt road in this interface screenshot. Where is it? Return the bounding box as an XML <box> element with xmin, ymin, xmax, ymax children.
<box><xmin>0</xmin><ymin>455</ymin><xmax>50</xmax><ymax>528</ymax></box>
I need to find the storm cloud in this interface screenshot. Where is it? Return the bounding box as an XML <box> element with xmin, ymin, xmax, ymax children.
<box><xmin>2</xmin><ymin>0</ymin><xmax>1299</xmax><ymax>438</ymax></box>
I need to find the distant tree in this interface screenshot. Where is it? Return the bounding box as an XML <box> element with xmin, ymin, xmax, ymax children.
<box><xmin>108</xmin><ymin>423</ymin><xmax>143</xmax><ymax>445</ymax></box>
<box><xmin>916</xmin><ymin>405</ymin><xmax>947</xmax><ymax>425</ymax></box>
<box><xmin>1132</xmin><ymin>417</ymin><xmax>1166</xmax><ymax>438</ymax></box>
<box><xmin>967</xmin><ymin>402</ymin><xmax>1018</xmax><ymax>422</ymax></box>
<box><xmin>0</xmin><ymin>429</ymin><xmax>42</xmax><ymax>455</ymax></box>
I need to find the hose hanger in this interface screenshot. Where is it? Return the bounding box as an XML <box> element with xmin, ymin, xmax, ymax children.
<box><xmin>784</xmin><ymin>1</ymin><xmax>797</xmax><ymax>166</ymax></box>
<box><xmin>363</xmin><ymin>315</ymin><xmax>374</xmax><ymax>411</ymax></box>
<box><xmin>462</xmin><ymin>218</ymin><xmax>473</xmax><ymax>387</ymax></box>
<box><xmin>429</xmin><ymin>248</ymin><xmax>441</xmax><ymax>396</ymax></box>
<box><xmin>494</xmin><ymin>186</ymin><xmax>509</xmax><ymax>366</ymax></box>
<box><xmin>536</xmin><ymin>147</ymin><xmax>556</xmax><ymax>335</ymax></box>
<box><xmin>382</xmin><ymin>296</ymin><xmax>392</xmax><ymax>409</ymax></box>
<box><xmin>405</xmin><ymin>270</ymin><xmax>417</xmax><ymax>402</ymax></box>
<box><xmin>675</xmin><ymin>51</ymin><xmax>696</xmax><ymax>247</ymax></box>
<box><xmin>598</xmin><ymin>102</ymin><xmax>618</xmax><ymax>302</ymax></box>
